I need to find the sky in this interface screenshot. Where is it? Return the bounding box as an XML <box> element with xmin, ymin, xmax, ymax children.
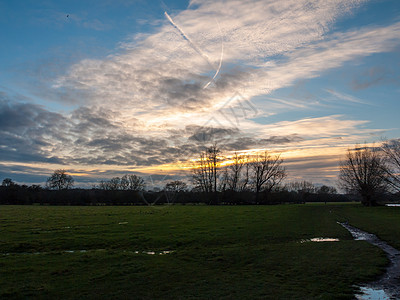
<box><xmin>1</xmin><ymin>0</ymin><xmax>400</xmax><ymax>188</ymax></box>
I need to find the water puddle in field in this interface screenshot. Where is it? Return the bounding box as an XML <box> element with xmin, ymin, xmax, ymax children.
<box><xmin>385</xmin><ymin>204</ymin><xmax>400</xmax><ymax>207</ymax></box>
<box><xmin>338</xmin><ymin>222</ymin><xmax>400</xmax><ymax>299</ymax></box>
<box><xmin>356</xmin><ymin>287</ymin><xmax>390</xmax><ymax>300</ymax></box>
<box><xmin>300</xmin><ymin>237</ymin><xmax>340</xmax><ymax>243</ymax></box>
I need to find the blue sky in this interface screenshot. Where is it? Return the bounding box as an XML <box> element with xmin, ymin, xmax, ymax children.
<box><xmin>1</xmin><ymin>0</ymin><xmax>400</xmax><ymax>188</ymax></box>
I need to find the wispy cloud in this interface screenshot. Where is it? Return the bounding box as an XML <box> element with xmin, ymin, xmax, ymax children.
<box><xmin>351</xmin><ymin>66</ymin><xmax>400</xmax><ymax>90</ymax></box>
<box><xmin>324</xmin><ymin>89</ymin><xmax>370</xmax><ymax>105</ymax></box>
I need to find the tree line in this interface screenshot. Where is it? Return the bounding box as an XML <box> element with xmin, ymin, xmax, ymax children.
<box><xmin>1</xmin><ymin>140</ymin><xmax>399</xmax><ymax>206</ymax></box>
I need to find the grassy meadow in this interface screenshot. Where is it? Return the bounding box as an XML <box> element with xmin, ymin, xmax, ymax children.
<box><xmin>1</xmin><ymin>203</ymin><xmax>399</xmax><ymax>299</ymax></box>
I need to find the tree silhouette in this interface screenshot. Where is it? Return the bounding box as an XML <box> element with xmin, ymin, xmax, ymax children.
<box><xmin>250</xmin><ymin>151</ymin><xmax>286</xmax><ymax>201</ymax></box>
<box><xmin>46</xmin><ymin>170</ymin><xmax>74</xmax><ymax>190</ymax></box>
<box><xmin>382</xmin><ymin>139</ymin><xmax>400</xmax><ymax>192</ymax></box>
<box><xmin>2</xmin><ymin>178</ymin><xmax>16</xmax><ymax>187</ymax></box>
<box><xmin>165</xmin><ymin>180</ymin><xmax>187</xmax><ymax>192</ymax></box>
<box><xmin>192</xmin><ymin>144</ymin><xmax>220</xmax><ymax>198</ymax></box>
<box><xmin>339</xmin><ymin>145</ymin><xmax>388</xmax><ymax>206</ymax></box>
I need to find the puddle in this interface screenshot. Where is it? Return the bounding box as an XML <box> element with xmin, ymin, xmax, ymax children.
<box><xmin>127</xmin><ymin>250</ymin><xmax>174</xmax><ymax>255</ymax></box>
<box><xmin>338</xmin><ymin>222</ymin><xmax>400</xmax><ymax>299</ymax></box>
<box><xmin>300</xmin><ymin>237</ymin><xmax>340</xmax><ymax>243</ymax></box>
<box><xmin>385</xmin><ymin>204</ymin><xmax>400</xmax><ymax>207</ymax></box>
<box><xmin>356</xmin><ymin>287</ymin><xmax>391</xmax><ymax>300</ymax></box>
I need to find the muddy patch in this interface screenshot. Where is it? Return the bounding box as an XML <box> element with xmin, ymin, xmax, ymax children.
<box><xmin>339</xmin><ymin>222</ymin><xmax>400</xmax><ymax>299</ymax></box>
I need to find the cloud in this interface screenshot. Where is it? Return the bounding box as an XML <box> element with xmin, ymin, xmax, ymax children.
<box><xmin>324</xmin><ymin>89</ymin><xmax>370</xmax><ymax>105</ymax></box>
<box><xmin>52</xmin><ymin>0</ymin><xmax>400</xmax><ymax>123</ymax></box>
<box><xmin>351</xmin><ymin>66</ymin><xmax>400</xmax><ymax>90</ymax></box>
<box><xmin>4</xmin><ymin>0</ymin><xmax>400</xmax><ymax>185</ymax></box>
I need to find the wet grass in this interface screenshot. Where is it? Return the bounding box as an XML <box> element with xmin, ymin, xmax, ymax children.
<box><xmin>0</xmin><ymin>204</ymin><xmax>395</xmax><ymax>299</ymax></box>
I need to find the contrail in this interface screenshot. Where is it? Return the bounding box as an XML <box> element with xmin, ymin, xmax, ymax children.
<box><xmin>164</xmin><ymin>11</ymin><xmax>223</xmax><ymax>89</ymax></box>
<box><xmin>164</xmin><ymin>12</ymin><xmax>214</xmax><ymax>69</ymax></box>
<box><xmin>203</xmin><ymin>19</ymin><xmax>224</xmax><ymax>89</ymax></box>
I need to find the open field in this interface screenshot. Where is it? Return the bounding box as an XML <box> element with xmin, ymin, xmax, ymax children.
<box><xmin>1</xmin><ymin>204</ymin><xmax>399</xmax><ymax>299</ymax></box>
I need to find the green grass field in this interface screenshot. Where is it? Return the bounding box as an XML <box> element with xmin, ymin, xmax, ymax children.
<box><xmin>1</xmin><ymin>204</ymin><xmax>399</xmax><ymax>299</ymax></box>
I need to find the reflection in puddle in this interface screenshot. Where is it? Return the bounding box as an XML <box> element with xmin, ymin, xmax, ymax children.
<box><xmin>300</xmin><ymin>237</ymin><xmax>340</xmax><ymax>243</ymax></box>
<box><xmin>139</xmin><ymin>250</ymin><xmax>174</xmax><ymax>255</ymax></box>
<box><xmin>356</xmin><ymin>287</ymin><xmax>390</xmax><ymax>300</ymax></box>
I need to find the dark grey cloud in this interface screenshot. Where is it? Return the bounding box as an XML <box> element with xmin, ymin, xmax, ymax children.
<box><xmin>0</xmin><ymin>98</ymin><xmax>68</xmax><ymax>164</ymax></box>
<box><xmin>223</xmin><ymin>134</ymin><xmax>303</xmax><ymax>151</ymax></box>
<box><xmin>186</xmin><ymin>125</ymin><xmax>240</xmax><ymax>143</ymax></box>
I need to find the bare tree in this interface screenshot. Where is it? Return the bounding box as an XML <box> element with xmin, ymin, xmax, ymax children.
<box><xmin>218</xmin><ymin>168</ymin><xmax>229</xmax><ymax>192</ymax></box>
<box><xmin>339</xmin><ymin>145</ymin><xmax>389</xmax><ymax>206</ymax></box>
<box><xmin>317</xmin><ymin>185</ymin><xmax>337</xmax><ymax>194</ymax></box>
<box><xmin>120</xmin><ymin>175</ymin><xmax>130</xmax><ymax>190</ymax></box>
<box><xmin>165</xmin><ymin>180</ymin><xmax>187</xmax><ymax>193</ymax></box>
<box><xmin>192</xmin><ymin>144</ymin><xmax>221</xmax><ymax>202</ymax></box>
<box><xmin>109</xmin><ymin>177</ymin><xmax>121</xmax><ymax>190</ymax></box>
<box><xmin>238</xmin><ymin>160</ymin><xmax>251</xmax><ymax>192</ymax></box>
<box><xmin>126</xmin><ymin>174</ymin><xmax>145</xmax><ymax>191</ymax></box>
<box><xmin>285</xmin><ymin>180</ymin><xmax>317</xmax><ymax>202</ymax></box>
<box><xmin>226</xmin><ymin>153</ymin><xmax>245</xmax><ymax>192</ymax></box>
<box><xmin>164</xmin><ymin>180</ymin><xmax>187</xmax><ymax>203</ymax></box>
<box><xmin>207</xmin><ymin>144</ymin><xmax>220</xmax><ymax>195</ymax></box>
<box><xmin>192</xmin><ymin>151</ymin><xmax>211</xmax><ymax>193</ymax></box>
<box><xmin>381</xmin><ymin>139</ymin><xmax>400</xmax><ymax>192</ymax></box>
<box><xmin>46</xmin><ymin>170</ymin><xmax>74</xmax><ymax>190</ymax></box>
<box><xmin>286</xmin><ymin>181</ymin><xmax>316</xmax><ymax>194</ymax></box>
<box><xmin>250</xmin><ymin>151</ymin><xmax>286</xmax><ymax>200</ymax></box>
<box><xmin>98</xmin><ymin>174</ymin><xmax>145</xmax><ymax>191</ymax></box>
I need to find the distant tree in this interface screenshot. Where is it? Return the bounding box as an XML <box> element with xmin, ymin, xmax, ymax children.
<box><xmin>120</xmin><ymin>175</ymin><xmax>130</xmax><ymax>190</ymax></box>
<box><xmin>98</xmin><ymin>179</ymin><xmax>111</xmax><ymax>190</ymax></box>
<box><xmin>126</xmin><ymin>174</ymin><xmax>145</xmax><ymax>191</ymax></box>
<box><xmin>164</xmin><ymin>180</ymin><xmax>187</xmax><ymax>204</ymax></box>
<box><xmin>381</xmin><ymin>139</ymin><xmax>400</xmax><ymax>192</ymax></box>
<box><xmin>28</xmin><ymin>184</ymin><xmax>42</xmax><ymax>191</ymax></box>
<box><xmin>286</xmin><ymin>181</ymin><xmax>316</xmax><ymax>194</ymax></box>
<box><xmin>226</xmin><ymin>153</ymin><xmax>248</xmax><ymax>192</ymax></box>
<box><xmin>285</xmin><ymin>180</ymin><xmax>316</xmax><ymax>202</ymax></box>
<box><xmin>109</xmin><ymin>177</ymin><xmax>121</xmax><ymax>190</ymax></box>
<box><xmin>339</xmin><ymin>145</ymin><xmax>389</xmax><ymax>206</ymax></box>
<box><xmin>98</xmin><ymin>174</ymin><xmax>145</xmax><ymax>191</ymax></box>
<box><xmin>192</xmin><ymin>144</ymin><xmax>221</xmax><ymax>195</ymax></box>
<box><xmin>317</xmin><ymin>185</ymin><xmax>337</xmax><ymax>194</ymax></box>
<box><xmin>250</xmin><ymin>151</ymin><xmax>286</xmax><ymax>200</ymax></box>
<box><xmin>2</xmin><ymin>178</ymin><xmax>16</xmax><ymax>187</ymax></box>
<box><xmin>165</xmin><ymin>180</ymin><xmax>187</xmax><ymax>193</ymax></box>
<box><xmin>218</xmin><ymin>168</ymin><xmax>229</xmax><ymax>192</ymax></box>
<box><xmin>46</xmin><ymin>170</ymin><xmax>74</xmax><ymax>190</ymax></box>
